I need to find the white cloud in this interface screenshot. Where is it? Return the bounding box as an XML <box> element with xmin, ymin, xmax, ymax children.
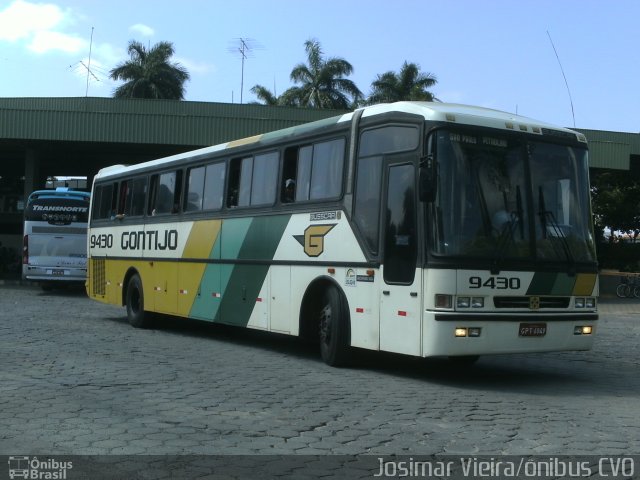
<box><xmin>29</xmin><ymin>30</ymin><xmax>85</xmax><ymax>54</ymax></box>
<box><xmin>0</xmin><ymin>0</ymin><xmax>84</xmax><ymax>55</ymax></box>
<box><xmin>129</xmin><ymin>23</ymin><xmax>154</xmax><ymax>37</ymax></box>
<box><xmin>175</xmin><ymin>56</ymin><xmax>215</xmax><ymax>75</ymax></box>
<box><xmin>0</xmin><ymin>0</ymin><xmax>63</xmax><ymax>41</ymax></box>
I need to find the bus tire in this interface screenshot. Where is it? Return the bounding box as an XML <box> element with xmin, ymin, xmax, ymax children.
<box><xmin>318</xmin><ymin>286</ymin><xmax>350</xmax><ymax>367</ymax></box>
<box><xmin>126</xmin><ymin>274</ymin><xmax>151</xmax><ymax>328</ymax></box>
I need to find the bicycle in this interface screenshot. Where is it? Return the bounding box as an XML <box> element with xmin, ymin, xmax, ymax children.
<box><xmin>615</xmin><ymin>274</ymin><xmax>640</xmax><ymax>298</ymax></box>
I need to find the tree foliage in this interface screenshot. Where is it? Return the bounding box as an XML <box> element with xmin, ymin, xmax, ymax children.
<box><xmin>367</xmin><ymin>61</ymin><xmax>437</xmax><ymax>104</ymax></box>
<box><xmin>590</xmin><ymin>169</ymin><xmax>640</xmax><ymax>241</ymax></box>
<box><xmin>280</xmin><ymin>39</ymin><xmax>362</xmax><ymax>109</ymax></box>
<box><xmin>110</xmin><ymin>41</ymin><xmax>190</xmax><ymax>100</ymax></box>
<box><xmin>249</xmin><ymin>85</ymin><xmax>280</xmax><ymax>106</ymax></box>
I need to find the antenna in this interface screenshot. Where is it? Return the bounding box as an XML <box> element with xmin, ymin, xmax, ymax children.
<box><xmin>547</xmin><ymin>30</ymin><xmax>576</xmax><ymax>128</ymax></box>
<box><xmin>228</xmin><ymin>38</ymin><xmax>262</xmax><ymax>104</ymax></box>
<box><xmin>86</xmin><ymin>27</ymin><xmax>94</xmax><ymax>96</ymax></box>
<box><xmin>69</xmin><ymin>27</ymin><xmax>101</xmax><ymax>95</ymax></box>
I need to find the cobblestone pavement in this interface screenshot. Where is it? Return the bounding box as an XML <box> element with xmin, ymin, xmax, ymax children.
<box><xmin>1</xmin><ymin>285</ymin><xmax>639</xmax><ymax>460</ymax></box>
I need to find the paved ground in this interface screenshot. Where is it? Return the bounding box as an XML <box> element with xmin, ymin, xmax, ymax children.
<box><xmin>0</xmin><ymin>284</ymin><xmax>638</xmax><ymax>477</ymax></box>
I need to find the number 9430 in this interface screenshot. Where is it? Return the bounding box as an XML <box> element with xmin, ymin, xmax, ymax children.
<box><xmin>469</xmin><ymin>276</ymin><xmax>521</xmax><ymax>290</ymax></box>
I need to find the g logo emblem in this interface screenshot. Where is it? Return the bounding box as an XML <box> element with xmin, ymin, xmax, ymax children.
<box><xmin>529</xmin><ymin>296</ymin><xmax>540</xmax><ymax>310</ymax></box>
<box><xmin>294</xmin><ymin>224</ymin><xmax>335</xmax><ymax>257</ymax></box>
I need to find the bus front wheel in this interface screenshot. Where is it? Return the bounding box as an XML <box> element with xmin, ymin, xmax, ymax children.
<box><xmin>126</xmin><ymin>274</ymin><xmax>151</xmax><ymax>328</ymax></box>
<box><xmin>318</xmin><ymin>286</ymin><xmax>350</xmax><ymax>367</ymax></box>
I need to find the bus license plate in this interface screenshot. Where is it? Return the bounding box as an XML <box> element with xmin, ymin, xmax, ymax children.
<box><xmin>519</xmin><ymin>323</ymin><xmax>547</xmax><ymax>337</ymax></box>
<box><xmin>51</xmin><ymin>269</ymin><xmax>66</xmax><ymax>276</ymax></box>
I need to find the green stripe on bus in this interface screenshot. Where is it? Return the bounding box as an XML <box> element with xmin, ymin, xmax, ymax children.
<box><xmin>218</xmin><ymin>215</ymin><xmax>290</xmax><ymax>327</ymax></box>
<box><xmin>526</xmin><ymin>272</ymin><xmax>581</xmax><ymax>296</ymax></box>
<box><xmin>526</xmin><ymin>272</ymin><xmax>557</xmax><ymax>295</ymax></box>
<box><xmin>189</xmin><ymin>217</ymin><xmax>253</xmax><ymax>321</ymax></box>
<box><xmin>189</xmin><ymin>215</ymin><xmax>290</xmax><ymax>325</ymax></box>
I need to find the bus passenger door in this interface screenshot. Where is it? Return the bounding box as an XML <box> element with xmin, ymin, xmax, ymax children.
<box><xmin>379</xmin><ymin>163</ymin><xmax>422</xmax><ymax>356</ymax></box>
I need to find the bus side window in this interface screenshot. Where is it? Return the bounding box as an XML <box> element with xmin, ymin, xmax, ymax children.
<box><xmin>117</xmin><ymin>181</ymin><xmax>128</xmax><ymax>216</ymax></box>
<box><xmin>124</xmin><ymin>177</ymin><xmax>147</xmax><ymax>217</ymax></box>
<box><xmin>310</xmin><ymin>138</ymin><xmax>345</xmax><ymax>200</ymax></box>
<box><xmin>354</xmin><ymin>155</ymin><xmax>383</xmax><ymax>253</ymax></box>
<box><xmin>282</xmin><ymin>147</ymin><xmax>299</xmax><ymax>203</ymax></box>
<box><xmin>290</xmin><ymin>138</ymin><xmax>345</xmax><ymax>202</ymax></box>
<box><xmin>295</xmin><ymin>146</ymin><xmax>313</xmax><ymax>201</ymax></box>
<box><xmin>93</xmin><ymin>184</ymin><xmax>114</xmax><ymax>220</ymax></box>
<box><xmin>149</xmin><ymin>171</ymin><xmax>182</xmax><ymax>215</ymax></box>
<box><xmin>202</xmin><ymin>163</ymin><xmax>225</xmax><ymax>210</ymax></box>
<box><xmin>185</xmin><ymin>166</ymin><xmax>205</xmax><ymax>212</ymax></box>
<box><xmin>227</xmin><ymin>156</ymin><xmax>252</xmax><ymax>208</ymax></box>
<box><xmin>251</xmin><ymin>151</ymin><xmax>278</xmax><ymax>206</ymax></box>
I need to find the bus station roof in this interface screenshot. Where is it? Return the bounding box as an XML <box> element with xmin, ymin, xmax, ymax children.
<box><xmin>0</xmin><ymin>97</ymin><xmax>636</xmax><ymax>171</ymax></box>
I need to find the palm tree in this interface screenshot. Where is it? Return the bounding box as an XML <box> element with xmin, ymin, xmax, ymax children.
<box><xmin>368</xmin><ymin>61</ymin><xmax>437</xmax><ymax>104</ymax></box>
<box><xmin>284</xmin><ymin>39</ymin><xmax>362</xmax><ymax>109</ymax></box>
<box><xmin>110</xmin><ymin>40</ymin><xmax>190</xmax><ymax>100</ymax></box>
<box><xmin>249</xmin><ymin>85</ymin><xmax>281</xmax><ymax>106</ymax></box>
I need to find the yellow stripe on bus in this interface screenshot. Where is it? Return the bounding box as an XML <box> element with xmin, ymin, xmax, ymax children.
<box><xmin>572</xmin><ymin>273</ymin><xmax>597</xmax><ymax>296</ymax></box>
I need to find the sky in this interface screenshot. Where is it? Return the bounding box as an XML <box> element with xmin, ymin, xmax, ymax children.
<box><xmin>1</xmin><ymin>0</ymin><xmax>639</xmax><ymax>133</ymax></box>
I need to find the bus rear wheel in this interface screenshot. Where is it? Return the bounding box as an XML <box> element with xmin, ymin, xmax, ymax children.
<box><xmin>318</xmin><ymin>286</ymin><xmax>350</xmax><ymax>367</ymax></box>
<box><xmin>126</xmin><ymin>274</ymin><xmax>151</xmax><ymax>328</ymax></box>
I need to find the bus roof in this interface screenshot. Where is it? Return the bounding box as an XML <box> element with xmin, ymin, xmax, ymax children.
<box><xmin>28</xmin><ymin>189</ymin><xmax>90</xmax><ymax>200</ymax></box>
<box><xmin>94</xmin><ymin>101</ymin><xmax>585</xmax><ymax>181</ymax></box>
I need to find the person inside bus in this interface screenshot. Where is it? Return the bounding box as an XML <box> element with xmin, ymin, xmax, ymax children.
<box><xmin>283</xmin><ymin>178</ymin><xmax>296</xmax><ymax>203</ymax></box>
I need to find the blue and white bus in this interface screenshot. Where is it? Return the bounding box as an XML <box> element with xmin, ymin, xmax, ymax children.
<box><xmin>22</xmin><ymin>188</ymin><xmax>90</xmax><ymax>289</ymax></box>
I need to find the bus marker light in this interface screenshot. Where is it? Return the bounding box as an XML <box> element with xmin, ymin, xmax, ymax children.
<box><xmin>472</xmin><ymin>297</ymin><xmax>484</xmax><ymax>308</ymax></box>
<box><xmin>398</xmin><ymin>311</ymin><xmax>407</xmax><ymax>317</ymax></box>
<box><xmin>256</xmin><ymin>297</ymin><xmax>262</xmax><ymax>302</ymax></box>
<box><xmin>457</xmin><ymin>296</ymin><xmax>470</xmax><ymax>308</ymax></box>
<box><xmin>455</xmin><ymin>328</ymin><xmax>467</xmax><ymax>337</ymax></box>
<box><xmin>435</xmin><ymin>294</ymin><xmax>453</xmax><ymax>309</ymax></box>
<box><xmin>327</xmin><ymin>268</ymin><xmax>335</xmax><ymax>274</ymax></box>
<box><xmin>468</xmin><ymin>327</ymin><xmax>482</xmax><ymax>337</ymax></box>
<box><xmin>366</xmin><ymin>269</ymin><xmax>375</xmax><ymax>276</ymax></box>
<box><xmin>212</xmin><ymin>292</ymin><xmax>221</xmax><ymax>298</ymax></box>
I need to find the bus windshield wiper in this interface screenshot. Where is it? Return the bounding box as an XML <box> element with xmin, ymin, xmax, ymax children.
<box><xmin>538</xmin><ymin>187</ymin><xmax>575</xmax><ymax>274</ymax></box>
<box><xmin>490</xmin><ymin>187</ymin><xmax>524</xmax><ymax>274</ymax></box>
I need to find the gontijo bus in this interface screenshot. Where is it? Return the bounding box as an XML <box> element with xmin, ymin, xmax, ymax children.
<box><xmin>86</xmin><ymin>102</ymin><xmax>598</xmax><ymax>366</ymax></box>
<box><xmin>23</xmin><ymin>187</ymin><xmax>90</xmax><ymax>289</ymax></box>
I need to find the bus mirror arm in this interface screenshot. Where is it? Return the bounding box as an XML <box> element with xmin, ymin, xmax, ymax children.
<box><xmin>419</xmin><ymin>154</ymin><xmax>437</xmax><ymax>203</ymax></box>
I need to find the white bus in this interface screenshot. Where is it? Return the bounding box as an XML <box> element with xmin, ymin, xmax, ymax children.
<box><xmin>86</xmin><ymin>102</ymin><xmax>598</xmax><ymax>366</ymax></box>
<box><xmin>23</xmin><ymin>188</ymin><xmax>90</xmax><ymax>289</ymax></box>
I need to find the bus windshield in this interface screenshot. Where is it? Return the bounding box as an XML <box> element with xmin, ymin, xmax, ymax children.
<box><xmin>430</xmin><ymin>129</ymin><xmax>596</xmax><ymax>266</ymax></box>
